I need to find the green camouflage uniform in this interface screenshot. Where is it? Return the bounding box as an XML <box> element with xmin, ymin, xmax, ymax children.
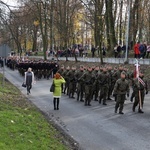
<box><xmin>93</xmin><ymin>70</ymin><xmax>100</xmax><ymax>101</ymax></box>
<box><xmin>81</xmin><ymin>70</ymin><xmax>95</xmax><ymax>106</ymax></box>
<box><xmin>107</xmin><ymin>69</ymin><xmax>113</xmax><ymax>100</ymax></box>
<box><xmin>75</xmin><ymin>70</ymin><xmax>85</xmax><ymax>101</ymax></box>
<box><xmin>112</xmin><ymin>69</ymin><xmax>122</xmax><ymax>101</ymax></box>
<box><xmin>132</xmin><ymin>77</ymin><xmax>148</xmax><ymax>113</ymax></box>
<box><xmin>113</xmin><ymin>78</ymin><xmax>129</xmax><ymax>113</ymax></box>
<box><xmin>98</xmin><ymin>71</ymin><xmax>110</xmax><ymax>105</ymax></box>
<box><xmin>66</xmin><ymin>70</ymin><xmax>76</xmax><ymax>98</ymax></box>
<box><xmin>63</xmin><ymin>69</ymin><xmax>70</xmax><ymax>95</ymax></box>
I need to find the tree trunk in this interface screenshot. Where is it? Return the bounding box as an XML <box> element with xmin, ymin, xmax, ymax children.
<box><xmin>119</xmin><ymin>0</ymin><xmax>123</xmax><ymax>45</ymax></box>
<box><xmin>105</xmin><ymin>0</ymin><xmax>117</xmax><ymax>52</ymax></box>
<box><xmin>32</xmin><ymin>26</ymin><xmax>38</xmax><ymax>52</ymax></box>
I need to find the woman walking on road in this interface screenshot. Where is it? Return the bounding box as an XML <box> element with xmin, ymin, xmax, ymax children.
<box><xmin>25</xmin><ymin>68</ymin><xmax>35</xmax><ymax>95</ymax></box>
<box><xmin>53</xmin><ymin>73</ymin><xmax>66</xmax><ymax>110</ymax></box>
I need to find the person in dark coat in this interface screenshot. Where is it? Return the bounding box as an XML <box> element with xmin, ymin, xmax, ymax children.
<box><xmin>91</xmin><ymin>45</ymin><xmax>96</xmax><ymax>57</ymax></box>
<box><xmin>25</xmin><ymin>68</ymin><xmax>35</xmax><ymax>95</ymax></box>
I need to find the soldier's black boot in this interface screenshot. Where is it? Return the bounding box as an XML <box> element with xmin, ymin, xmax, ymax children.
<box><xmin>67</xmin><ymin>90</ymin><xmax>69</xmax><ymax>95</ymax></box>
<box><xmin>132</xmin><ymin>105</ymin><xmax>135</xmax><ymax>112</ymax></box>
<box><xmin>80</xmin><ymin>93</ymin><xmax>84</xmax><ymax>102</ymax></box>
<box><xmin>69</xmin><ymin>92</ymin><xmax>71</xmax><ymax>98</ymax></box>
<box><xmin>85</xmin><ymin>100</ymin><xmax>88</xmax><ymax>106</ymax></box>
<box><xmin>99</xmin><ymin>97</ymin><xmax>102</xmax><ymax>104</ymax></box>
<box><xmin>130</xmin><ymin>95</ymin><xmax>134</xmax><ymax>102</ymax></box>
<box><xmin>138</xmin><ymin>109</ymin><xmax>144</xmax><ymax>113</ymax></box>
<box><xmin>71</xmin><ymin>93</ymin><xmax>75</xmax><ymax>99</ymax></box>
<box><xmin>103</xmin><ymin>102</ymin><xmax>107</xmax><ymax>106</ymax></box>
<box><xmin>119</xmin><ymin>112</ymin><xmax>124</xmax><ymax>114</ymax></box>
<box><xmin>130</xmin><ymin>92</ymin><xmax>135</xmax><ymax>102</ymax></box>
<box><xmin>130</xmin><ymin>96</ymin><xmax>133</xmax><ymax>102</ymax></box>
<box><xmin>94</xmin><ymin>95</ymin><xmax>98</xmax><ymax>101</ymax></box>
<box><xmin>115</xmin><ymin>103</ymin><xmax>119</xmax><ymax>113</ymax></box>
<box><xmin>77</xmin><ymin>92</ymin><xmax>79</xmax><ymax>101</ymax></box>
<box><xmin>103</xmin><ymin>99</ymin><xmax>107</xmax><ymax>105</ymax></box>
<box><xmin>88</xmin><ymin>100</ymin><xmax>91</xmax><ymax>106</ymax></box>
<box><xmin>107</xmin><ymin>97</ymin><xmax>112</xmax><ymax>100</ymax></box>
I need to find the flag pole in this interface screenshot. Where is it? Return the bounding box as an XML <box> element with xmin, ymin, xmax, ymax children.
<box><xmin>135</xmin><ymin>59</ymin><xmax>142</xmax><ymax>110</ymax></box>
<box><xmin>139</xmin><ymin>90</ymin><xmax>142</xmax><ymax>110</ymax></box>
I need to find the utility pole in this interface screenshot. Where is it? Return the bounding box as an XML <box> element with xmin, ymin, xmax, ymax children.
<box><xmin>124</xmin><ymin>0</ymin><xmax>131</xmax><ymax>64</ymax></box>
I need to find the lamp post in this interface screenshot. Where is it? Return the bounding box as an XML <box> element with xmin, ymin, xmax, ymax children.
<box><xmin>124</xmin><ymin>0</ymin><xmax>131</xmax><ymax>64</ymax></box>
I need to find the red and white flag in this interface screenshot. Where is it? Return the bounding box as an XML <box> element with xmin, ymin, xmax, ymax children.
<box><xmin>134</xmin><ymin>59</ymin><xmax>140</xmax><ymax>78</ymax></box>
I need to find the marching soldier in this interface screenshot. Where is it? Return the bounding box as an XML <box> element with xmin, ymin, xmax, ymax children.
<box><xmin>66</xmin><ymin>66</ymin><xmax>76</xmax><ymax>98</ymax></box>
<box><xmin>98</xmin><ymin>67</ymin><xmax>109</xmax><ymax>105</ymax></box>
<box><xmin>112</xmin><ymin>65</ymin><xmax>123</xmax><ymax>101</ymax></box>
<box><xmin>63</xmin><ymin>66</ymin><xmax>70</xmax><ymax>95</ymax></box>
<box><xmin>132</xmin><ymin>71</ymin><xmax>148</xmax><ymax>113</ymax></box>
<box><xmin>112</xmin><ymin>65</ymin><xmax>124</xmax><ymax>82</ymax></box>
<box><xmin>57</xmin><ymin>65</ymin><xmax>65</xmax><ymax>75</ymax></box>
<box><xmin>75</xmin><ymin>65</ymin><xmax>85</xmax><ymax>102</ymax></box>
<box><xmin>107</xmin><ymin>65</ymin><xmax>113</xmax><ymax>100</ymax></box>
<box><xmin>113</xmin><ymin>71</ymin><xmax>130</xmax><ymax>114</ymax></box>
<box><xmin>93</xmin><ymin>66</ymin><xmax>100</xmax><ymax>101</ymax></box>
<box><xmin>80</xmin><ymin>67</ymin><xmax>95</xmax><ymax>106</ymax></box>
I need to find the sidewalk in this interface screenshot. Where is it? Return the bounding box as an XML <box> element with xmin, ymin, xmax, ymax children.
<box><xmin>29</xmin><ymin>56</ymin><xmax>150</xmax><ymax>65</ymax></box>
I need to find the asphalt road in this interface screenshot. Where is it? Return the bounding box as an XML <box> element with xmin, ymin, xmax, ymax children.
<box><xmin>2</xmin><ymin>67</ymin><xmax>150</xmax><ymax>150</ymax></box>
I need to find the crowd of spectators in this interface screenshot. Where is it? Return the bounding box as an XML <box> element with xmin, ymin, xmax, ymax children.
<box><xmin>133</xmin><ymin>42</ymin><xmax>150</xmax><ymax>59</ymax></box>
<box><xmin>23</xmin><ymin>42</ymin><xmax>150</xmax><ymax>59</ymax></box>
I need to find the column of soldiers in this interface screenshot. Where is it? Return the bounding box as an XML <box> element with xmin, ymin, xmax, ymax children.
<box><xmin>6</xmin><ymin>57</ymin><xmax>59</xmax><ymax>80</ymax></box>
<box><xmin>6</xmin><ymin>56</ymin><xmax>149</xmax><ymax>114</ymax></box>
<box><xmin>57</xmin><ymin>64</ymin><xmax>148</xmax><ymax>114</ymax></box>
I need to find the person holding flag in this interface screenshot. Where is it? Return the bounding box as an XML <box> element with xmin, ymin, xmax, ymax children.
<box><xmin>132</xmin><ymin>60</ymin><xmax>148</xmax><ymax>113</ymax></box>
<box><xmin>130</xmin><ymin>61</ymin><xmax>140</xmax><ymax>102</ymax></box>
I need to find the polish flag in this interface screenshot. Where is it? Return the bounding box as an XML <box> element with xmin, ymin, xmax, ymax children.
<box><xmin>134</xmin><ymin>59</ymin><xmax>140</xmax><ymax>78</ymax></box>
